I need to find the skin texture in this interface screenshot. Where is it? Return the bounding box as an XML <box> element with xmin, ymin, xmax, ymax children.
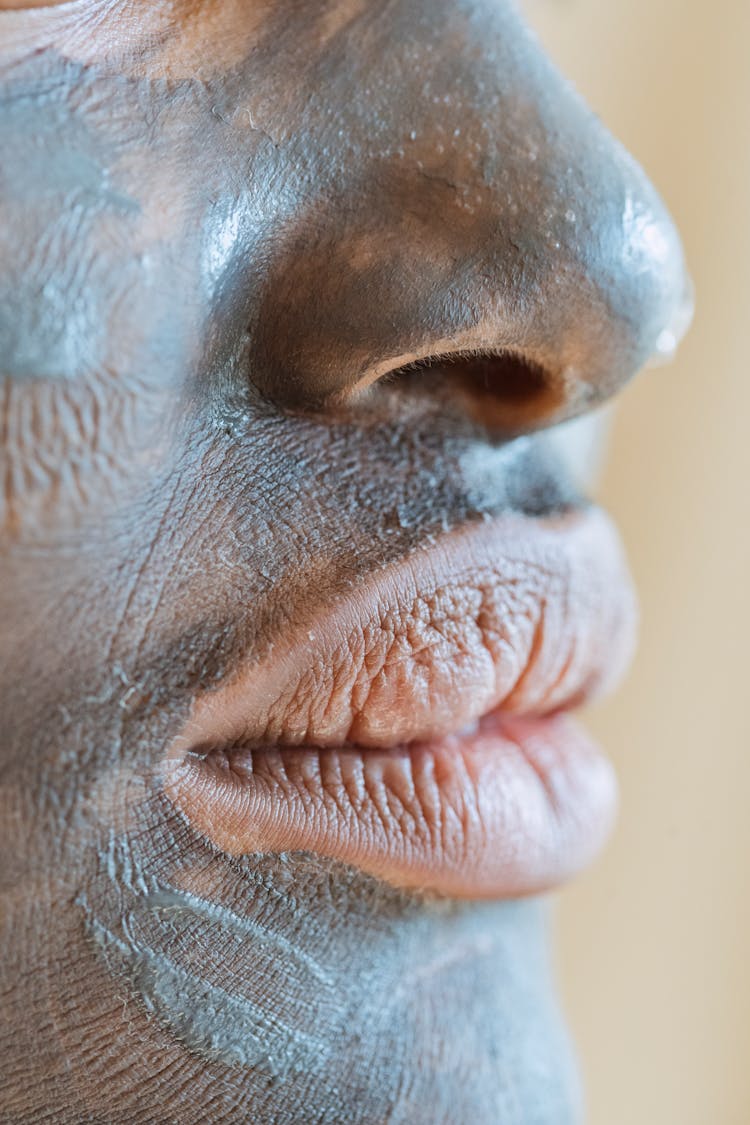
<box><xmin>0</xmin><ymin>1</ymin><xmax>690</xmax><ymax>1121</ymax></box>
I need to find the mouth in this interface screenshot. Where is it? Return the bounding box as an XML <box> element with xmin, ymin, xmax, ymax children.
<box><xmin>164</xmin><ymin>504</ymin><xmax>636</xmax><ymax>899</ymax></box>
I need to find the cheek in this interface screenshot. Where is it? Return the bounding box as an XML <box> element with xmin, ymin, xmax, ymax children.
<box><xmin>0</xmin><ymin>373</ymin><xmax>176</xmax><ymax>540</ymax></box>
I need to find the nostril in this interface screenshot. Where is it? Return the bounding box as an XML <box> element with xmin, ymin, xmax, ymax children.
<box><xmin>381</xmin><ymin>350</ymin><xmax>569</xmax><ymax>436</ymax></box>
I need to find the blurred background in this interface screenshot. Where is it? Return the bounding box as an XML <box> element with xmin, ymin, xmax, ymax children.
<box><xmin>525</xmin><ymin>1</ymin><xmax>750</xmax><ymax>1121</ymax></box>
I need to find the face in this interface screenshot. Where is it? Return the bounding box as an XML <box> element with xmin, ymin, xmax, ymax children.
<box><xmin>0</xmin><ymin>1</ymin><xmax>691</xmax><ymax>1121</ymax></box>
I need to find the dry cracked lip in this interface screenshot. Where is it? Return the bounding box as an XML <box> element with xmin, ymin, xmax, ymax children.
<box><xmin>164</xmin><ymin>505</ymin><xmax>636</xmax><ymax>899</ymax></box>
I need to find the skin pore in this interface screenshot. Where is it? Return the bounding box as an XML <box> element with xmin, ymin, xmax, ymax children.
<box><xmin>0</xmin><ymin>1</ymin><xmax>689</xmax><ymax>1121</ymax></box>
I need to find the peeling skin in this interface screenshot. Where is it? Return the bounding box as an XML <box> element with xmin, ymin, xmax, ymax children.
<box><xmin>0</xmin><ymin>1</ymin><xmax>690</xmax><ymax>1122</ymax></box>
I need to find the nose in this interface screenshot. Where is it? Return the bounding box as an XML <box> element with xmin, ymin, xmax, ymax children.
<box><xmin>253</xmin><ymin>1</ymin><xmax>692</xmax><ymax>432</ymax></box>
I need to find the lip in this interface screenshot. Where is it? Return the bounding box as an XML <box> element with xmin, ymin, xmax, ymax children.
<box><xmin>164</xmin><ymin>505</ymin><xmax>636</xmax><ymax>899</ymax></box>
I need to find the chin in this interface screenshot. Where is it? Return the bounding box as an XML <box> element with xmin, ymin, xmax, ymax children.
<box><xmin>71</xmin><ymin>794</ymin><xmax>581</xmax><ymax>1125</ymax></box>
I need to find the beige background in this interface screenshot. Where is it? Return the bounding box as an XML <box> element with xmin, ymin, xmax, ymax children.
<box><xmin>524</xmin><ymin>1</ymin><xmax>750</xmax><ymax>1122</ymax></box>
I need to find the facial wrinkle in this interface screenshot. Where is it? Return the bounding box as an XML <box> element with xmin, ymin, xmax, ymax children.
<box><xmin>141</xmin><ymin>887</ymin><xmax>335</xmax><ymax>988</ymax></box>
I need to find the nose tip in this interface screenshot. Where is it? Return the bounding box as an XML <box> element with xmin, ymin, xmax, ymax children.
<box><xmin>610</xmin><ymin>174</ymin><xmax>694</xmax><ymax>378</ymax></box>
<box><xmin>449</xmin><ymin>165</ymin><xmax>694</xmax><ymax>436</ymax></box>
<box><xmin>648</xmin><ymin>275</ymin><xmax>695</xmax><ymax>369</ymax></box>
<box><xmin>466</xmin><ymin>15</ymin><xmax>696</xmax><ymax>431</ymax></box>
<box><xmin>508</xmin><ymin>125</ymin><xmax>694</xmax><ymax>429</ymax></box>
<box><xmin>401</xmin><ymin>55</ymin><xmax>697</xmax><ymax>437</ymax></box>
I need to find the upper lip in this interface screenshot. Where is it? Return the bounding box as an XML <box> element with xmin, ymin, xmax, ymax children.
<box><xmin>171</xmin><ymin>504</ymin><xmax>636</xmax><ymax>760</ymax></box>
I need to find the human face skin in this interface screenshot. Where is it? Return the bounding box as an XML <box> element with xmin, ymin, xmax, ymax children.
<box><xmin>0</xmin><ymin>1</ymin><xmax>691</xmax><ymax>1121</ymax></box>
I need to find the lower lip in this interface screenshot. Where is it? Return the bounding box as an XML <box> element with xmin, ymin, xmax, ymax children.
<box><xmin>164</xmin><ymin>709</ymin><xmax>617</xmax><ymax>899</ymax></box>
